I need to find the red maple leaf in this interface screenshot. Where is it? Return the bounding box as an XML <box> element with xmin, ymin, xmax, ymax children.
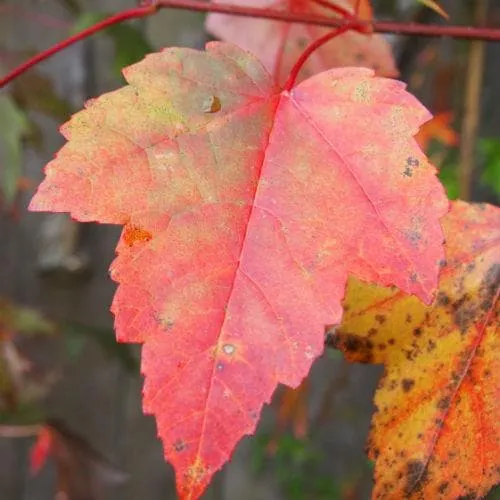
<box><xmin>30</xmin><ymin>43</ymin><xmax>448</xmax><ymax>498</ymax></box>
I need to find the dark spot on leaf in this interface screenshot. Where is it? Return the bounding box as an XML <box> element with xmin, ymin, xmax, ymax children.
<box><xmin>451</xmin><ymin>293</ymin><xmax>476</xmax><ymax>334</ymax></box>
<box><xmin>437</xmin><ymin>292</ymin><xmax>450</xmax><ymax>306</ymax></box>
<box><xmin>297</xmin><ymin>37</ymin><xmax>308</xmax><ymax>49</ymax></box>
<box><xmin>406</xmin><ymin>314</ymin><xmax>413</xmax><ymax>323</ymax></box>
<box><xmin>406</xmin><ymin>230</ymin><xmax>422</xmax><ymax>247</ymax></box>
<box><xmin>481</xmin><ymin>297</ymin><xmax>493</xmax><ymax>311</ymax></box>
<box><xmin>437</xmin><ymin>396</ymin><xmax>450</xmax><ymax>410</ymax></box>
<box><xmin>160</xmin><ymin>317</ymin><xmax>175</xmax><ymax>331</ymax></box>
<box><xmin>402</xmin><ymin>379</ymin><xmax>415</xmax><ymax>392</ymax></box>
<box><xmin>413</xmin><ymin>327</ymin><xmax>422</xmax><ymax>337</ymax></box>
<box><xmin>378</xmin><ymin>343</ymin><xmax>386</xmax><ymax>350</ymax></box>
<box><xmin>403</xmin><ymin>166</ymin><xmax>413</xmax><ymax>177</ymax></box>
<box><xmin>407</xmin><ymin>157</ymin><xmax>420</xmax><ymax>167</ymax></box>
<box><xmin>438</xmin><ymin>482</ymin><xmax>449</xmax><ymax>494</ymax></box>
<box><xmin>427</xmin><ymin>339</ymin><xmax>436</xmax><ymax>352</ymax></box>
<box><xmin>483</xmin><ymin>264</ymin><xmax>500</xmax><ymax>296</ymax></box>
<box><xmin>375</xmin><ymin>314</ymin><xmax>386</xmax><ymax>324</ymax></box>
<box><xmin>368</xmin><ymin>327</ymin><xmax>378</xmax><ymax>337</ymax></box>
<box><xmin>173</xmin><ymin>439</ymin><xmax>187</xmax><ymax>452</ymax></box>
<box><xmin>466</xmin><ymin>261</ymin><xmax>476</xmax><ymax>272</ymax></box>
<box><xmin>404</xmin><ymin>460</ymin><xmax>427</xmax><ymax>496</ymax></box>
<box><xmin>336</xmin><ymin>333</ymin><xmax>375</xmax><ymax>362</ymax></box>
<box><xmin>404</xmin><ymin>349</ymin><xmax>417</xmax><ymax>361</ymax></box>
<box><xmin>388</xmin><ymin>338</ymin><xmax>395</xmax><ymax>345</ymax></box>
<box><xmin>410</xmin><ymin>273</ymin><xmax>418</xmax><ymax>283</ymax></box>
<box><xmin>216</xmin><ymin>362</ymin><xmax>224</xmax><ymax>372</ymax></box>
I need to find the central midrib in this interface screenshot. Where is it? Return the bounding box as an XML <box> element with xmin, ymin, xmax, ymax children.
<box><xmin>187</xmin><ymin>91</ymin><xmax>284</xmax><ymax>493</ymax></box>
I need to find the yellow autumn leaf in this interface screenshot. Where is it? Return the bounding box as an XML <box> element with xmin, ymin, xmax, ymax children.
<box><xmin>417</xmin><ymin>0</ymin><xmax>449</xmax><ymax>20</ymax></box>
<box><xmin>331</xmin><ymin>201</ymin><xmax>500</xmax><ymax>498</ymax></box>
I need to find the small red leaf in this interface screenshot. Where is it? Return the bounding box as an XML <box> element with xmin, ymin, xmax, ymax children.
<box><xmin>206</xmin><ymin>0</ymin><xmax>398</xmax><ymax>84</ymax></box>
<box><xmin>30</xmin><ymin>43</ymin><xmax>448</xmax><ymax>498</ymax></box>
<box><xmin>30</xmin><ymin>425</ymin><xmax>53</xmax><ymax>474</ymax></box>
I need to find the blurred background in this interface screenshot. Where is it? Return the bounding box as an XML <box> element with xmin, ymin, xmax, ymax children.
<box><xmin>0</xmin><ymin>0</ymin><xmax>499</xmax><ymax>499</ymax></box>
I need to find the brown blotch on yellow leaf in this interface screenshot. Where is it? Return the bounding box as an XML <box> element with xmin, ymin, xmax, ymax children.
<box><xmin>401</xmin><ymin>378</ymin><xmax>415</xmax><ymax>392</ymax></box>
<box><xmin>334</xmin><ymin>201</ymin><xmax>500</xmax><ymax>499</ymax></box>
<box><xmin>327</xmin><ymin>330</ymin><xmax>375</xmax><ymax>364</ymax></box>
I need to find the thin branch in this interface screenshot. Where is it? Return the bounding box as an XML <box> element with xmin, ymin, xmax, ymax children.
<box><xmin>459</xmin><ymin>0</ymin><xmax>489</xmax><ymax>200</ymax></box>
<box><xmin>0</xmin><ymin>424</ymin><xmax>42</xmax><ymax>438</ymax></box>
<box><xmin>155</xmin><ymin>0</ymin><xmax>500</xmax><ymax>41</ymax></box>
<box><xmin>2</xmin><ymin>0</ymin><xmax>500</xmax><ymax>88</ymax></box>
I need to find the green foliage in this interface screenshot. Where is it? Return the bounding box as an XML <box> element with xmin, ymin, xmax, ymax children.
<box><xmin>63</xmin><ymin>322</ymin><xmax>138</xmax><ymax>372</ymax></box>
<box><xmin>73</xmin><ymin>13</ymin><xmax>153</xmax><ymax>78</ymax></box>
<box><xmin>425</xmin><ymin>142</ymin><xmax>460</xmax><ymax>200</ymax></box>
<box><xmin>3</xmin><ymin>304</ymin><xmax>57</xmax><ymax>337</ymax></box>
<box><xmin>11</xmin><ymin>70</ymin><xmax>72</xmax><ymax>122</ymax></box>
<box><xmin>253</xmin><ymin>434</ymin><xmax>341</xmax><ymax>499</ymax></box>
<box><xmin>438</xmin><ymin>162</ymin><xmax>460</xmax><ymax>200</ymax></box>
<box><xmin>480</xmin><ymin>138</ymin><xmax>500</xmax><ymax>197</ymax></box>
<box><xmin>0</xmin><ymin>94</ymin><xmax>29</xmax><ymax>206</ymax></box>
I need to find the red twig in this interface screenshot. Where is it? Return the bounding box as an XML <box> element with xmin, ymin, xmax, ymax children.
<box><xmin>155</xmin><ymin>0</ymin><xmax>500</xmax><ymax>41</ymax></box>
<box><xmin>1</xmin><ymin>0</ymin><xmax>500</xmax><ymax>89</ymax></box>
<box><xmin>284</xmin><ymin>20</ymin><xmax>362</xmax><ymax>90</ymax></box>
<box><xmin>0</xmin><ymin>5</ymin><xmax>157</xmax><ymax>88</ymax></box>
